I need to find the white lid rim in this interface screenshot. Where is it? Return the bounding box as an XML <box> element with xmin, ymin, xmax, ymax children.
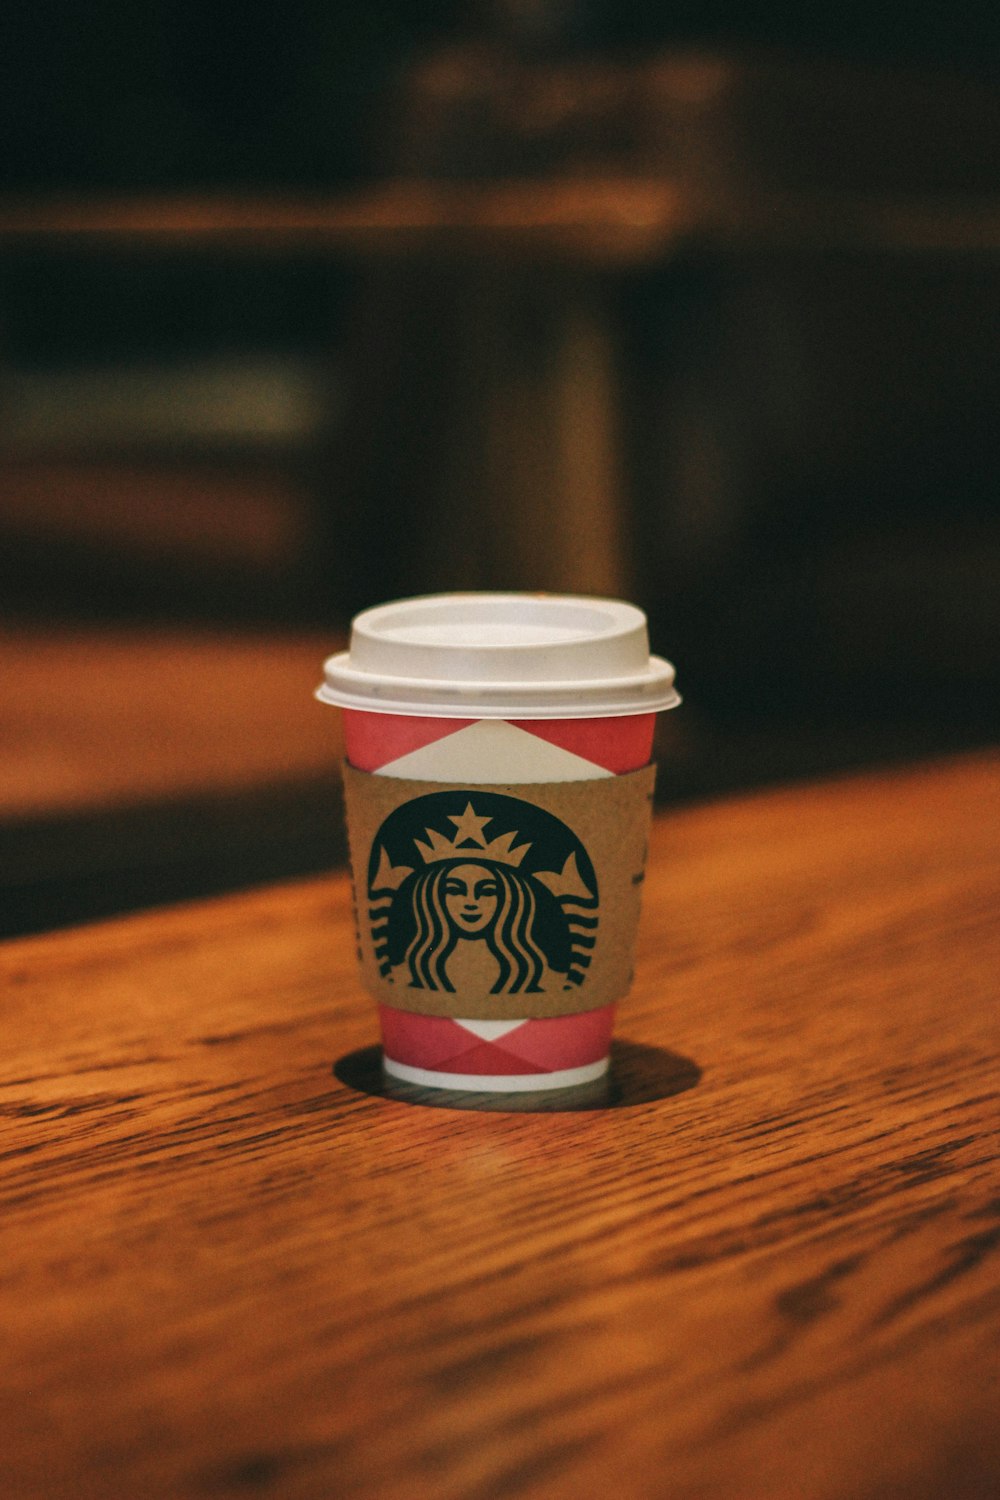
<box><xmin>321</xmin><ymin>649</ymin><xmax>675</xmax><ymax>689</ymax></box>
<box><xmin>315</xmin><ymin>688</ymin><xmax>681</xmax><ymax>720</ymax></box>
<box><xmin>316</xmin><ymin>653</ymin><xmax>681</xmax><ymax>718</ymax></box>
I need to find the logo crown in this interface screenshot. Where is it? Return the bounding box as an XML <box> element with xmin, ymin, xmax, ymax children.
<box><xmin>414</xmin><ymin>801</ymin><xmax>531</xmax><ymax>868</ymax></box>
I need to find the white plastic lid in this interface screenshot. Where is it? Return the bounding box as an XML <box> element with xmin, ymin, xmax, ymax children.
<box><xmin>316</xmin><ymin>592</ymin><xmax>680</xmax><ymax>719</ymax></box>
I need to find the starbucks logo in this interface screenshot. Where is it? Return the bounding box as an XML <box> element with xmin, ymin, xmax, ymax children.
<box><xmin>366</xmin><ymin>790</ymin><xmax>599</xmax><ymax>996</ymax></box>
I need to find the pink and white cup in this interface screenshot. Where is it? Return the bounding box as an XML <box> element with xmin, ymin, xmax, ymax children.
<box><xmin>317</xmin><ymin>593</ymin><xmax>679</xmax><ymax>1098</ymax></box>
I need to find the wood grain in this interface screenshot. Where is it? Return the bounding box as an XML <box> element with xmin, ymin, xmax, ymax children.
<box><xmin>1</xmin><ymin>752</ymin><xmax>998</xmax><ymax>1500</ymax></box>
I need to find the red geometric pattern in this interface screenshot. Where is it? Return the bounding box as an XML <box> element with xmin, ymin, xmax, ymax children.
<box><xmin>379</xmin><ymin>1004</ymin><xmax>616</xmax><ymax>1075</ymax></box>
<box><xmin>343</xmin><ymin>711</ymin><xmax>474</xmax><ymax>771</ymax></box>
<box><xmin>509</xmin><ymin>715</ymin><xmax>655</xmax><ymax>774</ymax></box>
<box><xmin>343</xmin><ymin>708</ymin><xmax>654</xmax><ymax>775</ymax></box>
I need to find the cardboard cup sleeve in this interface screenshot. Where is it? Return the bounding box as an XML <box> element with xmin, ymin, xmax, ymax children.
<box><xmin>343</xmin><ymin>762</ymin><xmax>656</xmax><ymax>1021</ymax></box>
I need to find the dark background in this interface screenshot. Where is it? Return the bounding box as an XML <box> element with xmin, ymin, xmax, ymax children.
<box><xmin>4</xmin><ymin>4</ymin><xmax>1000</xmax><ymax>194</ymax></box>
<box><xmin>1</xmin><ymin>1</ymin><xmax>998</xmax><ymax>931</ymax></box>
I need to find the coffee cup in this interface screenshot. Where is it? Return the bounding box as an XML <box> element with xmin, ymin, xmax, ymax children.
<box><xmin>317</xmin><ymin>593</ymin><xmax>679</xmax><ymax>1100</ymax></box>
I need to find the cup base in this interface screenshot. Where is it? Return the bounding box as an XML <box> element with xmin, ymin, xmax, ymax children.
<box><xmin>382</xmin><ymin>1055</ymin><xmax>609</xmax><ymax>1093</ymax></box>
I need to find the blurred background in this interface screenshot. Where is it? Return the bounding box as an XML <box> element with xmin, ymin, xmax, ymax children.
<box><xmin>2</xmin><ymin>0</ymin><xmax>999</xmax><ymax>934</ymax></box>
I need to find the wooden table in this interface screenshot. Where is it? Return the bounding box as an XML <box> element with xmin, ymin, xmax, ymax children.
<box><xmin>2</xmin><ymin>751</ymin><xmax>998</xmax><ymax>1500</ymax></box>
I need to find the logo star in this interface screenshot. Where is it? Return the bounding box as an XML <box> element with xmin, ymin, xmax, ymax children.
<box><xmin>447</xmin><ymin>802</ymin><xmax>493</xmax><ymax>847</ymax></box>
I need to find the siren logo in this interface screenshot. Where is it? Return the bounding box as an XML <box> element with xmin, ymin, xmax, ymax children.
<box><xmin>366</xmin><ymin>790</ymin><xmax>599</xmax><ymax>995</ymax></box>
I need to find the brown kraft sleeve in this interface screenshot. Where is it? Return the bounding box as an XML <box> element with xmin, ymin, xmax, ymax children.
<box><xmin>342</xmin><ymin>762</ymin><xmax>656</xmax><ymax>1019</ymax></box>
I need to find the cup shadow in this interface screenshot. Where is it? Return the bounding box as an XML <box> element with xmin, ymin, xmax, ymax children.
<box><xmin>333</xmin><ymin>1038</ymin><xmax>701</xmax><ymax>1114</ymax></box>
